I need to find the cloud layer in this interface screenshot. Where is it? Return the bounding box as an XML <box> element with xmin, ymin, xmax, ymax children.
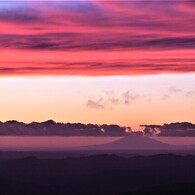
<box><xmin>142</xmin><ymin>122</ymin><xmax>195</xmax><ymax>137</ymax></box>
<box><xmin>0</xmin><ymin>1</ymin><xmax>195</xmax><ymax>76</ymax></box>
<box><xmin>0</xmin><ymin>120</ymin><xmax>131</xmax><ymax>136</ymax></box>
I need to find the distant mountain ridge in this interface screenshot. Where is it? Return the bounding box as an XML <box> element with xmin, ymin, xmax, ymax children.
<box><xmin>76</xmin><ymin>135</ymin><xmax>195</xmax><ymax>150</ymax></box>
<box><xmin>101</xmin><ymin>135</ymin><xmax>171</xmax><ymax>149</ymax></box>
<box><xmin>76</xmin><ymin>135</ymin><xmax>171</xmax><ymax>150</ymax></box>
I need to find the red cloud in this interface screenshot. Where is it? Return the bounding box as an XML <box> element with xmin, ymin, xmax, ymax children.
<box><xmin>0</xmin><ymin>1</ymin><xmax>195</xmax><ymax>76</ymax></box>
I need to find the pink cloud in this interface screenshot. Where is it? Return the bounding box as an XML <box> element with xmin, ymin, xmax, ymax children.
<box><xmin>0</xmin><ymin>1</ymin><xmax>194</xmax><ymax>76</ymax></box>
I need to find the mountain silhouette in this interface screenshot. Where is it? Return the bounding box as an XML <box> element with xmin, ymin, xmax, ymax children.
<box><xmin>76</xmin><ymin>135</ymin><xmax>173</xmax><ymax>150</ymax></box>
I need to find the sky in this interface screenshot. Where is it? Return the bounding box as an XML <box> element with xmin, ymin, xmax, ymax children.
<box><xmin>0</xmin><ymin>0</ymin><xmax>195</xmax><ymax>131</ymax></box>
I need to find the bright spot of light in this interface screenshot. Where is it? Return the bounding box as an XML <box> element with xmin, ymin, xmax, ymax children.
<box><xmin>100</xmin><ymin>128</ymin><xmax>105</xmax><ymax>133</ymax></box>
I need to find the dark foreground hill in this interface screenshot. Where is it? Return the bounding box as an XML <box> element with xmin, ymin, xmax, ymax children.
<box><xmin>0</xmin><ymin>154</ymin><xmax>195</xmax><ymax>194</ymax></box>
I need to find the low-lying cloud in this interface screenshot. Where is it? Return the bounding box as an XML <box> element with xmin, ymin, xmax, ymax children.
<box><xmin>0</xmin><ymin>120</ymin><xmax>132</xmax><ymax>137</ymax></box>
<box><xmin>1</xmin><ymin>120</ymin><xmax>195</xmax><ymax>137</ymax></box>
<box><xmin>142</xmin><ymin>122</ymin><xmax>195</xmax><ymax>137</ymax></box>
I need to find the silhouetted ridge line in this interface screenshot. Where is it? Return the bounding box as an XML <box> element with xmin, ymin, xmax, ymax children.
<box><xmin>76</xmin><ymin>135</ymin><xmax>172</xmax><ymax>150</ymax></box>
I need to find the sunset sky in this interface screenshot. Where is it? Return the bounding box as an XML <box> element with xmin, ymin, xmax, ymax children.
<box><xmin>0</xmin><ymin>0</ymin><xmax>195</xmax><ymax>130</ymax></box>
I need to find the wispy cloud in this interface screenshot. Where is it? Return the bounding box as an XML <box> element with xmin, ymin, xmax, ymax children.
<box><xmin>87</xmin><ymin>89</ymin><xmax>139</xmax><ymax>110</ymax></box>
<box><xmin>122</xmin><ymin>90</ymin><xmax>139</xmax><ymax>105</ymax></box>
<box><xmin>87</xmin><ymin>98</ymin><xmax>105</xmax><ymax>109</ymax></box>
<box><xmin>185</xmin><ymin>90</ymin><xmax>195</xmax><ymax>98</ymax></box>
<box><xmin>169</xmin><ymin>86</ymin><xmax>182</xmax><ymax>93</ymax></box>
<box><xmin>162</xmin><ymin>86</ymin><xmax>183</xmax><ymax>100</ymax></box>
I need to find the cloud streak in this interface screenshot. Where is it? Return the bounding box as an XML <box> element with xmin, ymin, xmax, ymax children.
<box><xmin>1</xmin><ymin>33</ymin><xmax>195</xmax><ymax>51</ymax></box>
<box><xmin>1</xmin><ymin>59</ymin><xmax>195</xmax><ymax>76</ymax></box>
<box><xmin>0</xmin><ymin>1</ymin><xmax>195</xmax><ymax>76</ymax></box>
